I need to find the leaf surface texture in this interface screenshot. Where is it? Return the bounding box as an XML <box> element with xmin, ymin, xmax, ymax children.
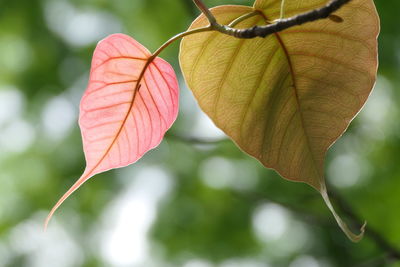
<box><xmin>180</xmin><ymin>1</ymin><xmax>379</xmax><ymax>189</ymax></box>
<box><xmin>180</xmin><ymin>0</ymin><xmax>379</xmax><ymax>241</ymax></box>
<box><xmin>46</xmin><ymin>34</ymin><xmax>179</xmax><ymax>227</ymax></box>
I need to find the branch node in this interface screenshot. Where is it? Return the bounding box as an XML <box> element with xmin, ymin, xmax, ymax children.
<box><xmin>193</xmin><ymin>0</ymin><xmax>352</xmax><ymax>39</ymax></box>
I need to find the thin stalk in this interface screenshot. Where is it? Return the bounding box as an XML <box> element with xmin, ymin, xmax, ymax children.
<box><xmin>192</xmin><ymin>0</ymin><xmax>217</xmax><ymax>24</ymax></box>
<box><xmin>138</xmin><ymin>26</ymin><xmax>212</xmax><ymax>102</ymax></box>
<box><xmin>152</xmin><ymin>26</ymin><xmax>211</xmax><ymax>58</ymax></box>
<box><xmin>279</xmin><ymin>0</ymin><xmax>286</xmax><ymax>20</ymax></box>
<box><xmin>228</xmin><ymin>10</ymin><xmax>260</xmax><ymax>27</ymax></box>
<box><xmin>132</xmin><ymin>26</ymin><xmax>213</xmax><ymax>114</ymax></box>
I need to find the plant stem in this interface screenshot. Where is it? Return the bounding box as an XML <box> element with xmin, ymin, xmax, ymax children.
<box><xmin>279</xmin><ymin>0</ymin><xmax>286</xmax><ymax>20</ymax></box>
<box><xmin>192</xmin><ymin>0</ymin><xmax>217</xmax><ymax>24</ymax></box>
<box><xmin>152</xmin><ymin>26</ymin><xmax>211</xmax><ymax>58</ymax></box>
<box><xmin>193</xmin><ymin>0</ymin><xmax>352</xmax><ymax>39</ymax></box>
<box><xmin>228</xmin><ymin>10</ymin><xmax>261</xmax><ymax>27</ymax></box>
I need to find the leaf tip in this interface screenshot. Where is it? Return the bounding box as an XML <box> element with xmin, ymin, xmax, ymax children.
<box><xmin>320</xmin><ymin>185</ymin><xmax>366</xmax><ymax>243</ymax></box>
<box><xmin>43</xmin><ymin>196</ymin><xmax>64</xmax><ymax>231</ymax></box>
<box><xmin>354</xmin><ymin>221</ymin><xmax>367</xmax><ymax>242</ymax></box>
<box><xmin>44</xmin><ymin>173</ymin><xmax>90</xmax><ymax>231</ymax></box>
<box><xmin>43</xmin><ymin>212</ymin><xmax>52</xmax><ymax>232</ymax></box>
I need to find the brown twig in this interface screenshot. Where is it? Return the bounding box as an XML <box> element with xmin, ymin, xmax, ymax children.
<box><xmin>193</xmin><ymin>0</ymin><xmax>352</xmax><ymax>39</ymax></box>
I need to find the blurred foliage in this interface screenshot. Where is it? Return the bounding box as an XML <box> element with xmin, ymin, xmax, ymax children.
<box><xmin>0</xmin><ymin>0</ymin><xmax>399</xmax><ymax>266</ymax></box>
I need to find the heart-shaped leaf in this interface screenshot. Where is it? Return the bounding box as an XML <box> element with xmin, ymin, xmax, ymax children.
<box><xmin>46</xmin><ymin>34</ymin><xmax>179</xmax><ymax>228</ymax></box>
<box><xmin>180</xmin><ymin>0</ymin><xmax>378</xmax><ymax>241</ymax></box>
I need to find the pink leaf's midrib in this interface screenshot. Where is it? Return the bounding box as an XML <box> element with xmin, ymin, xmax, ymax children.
<box><xmin>45</xmin><ymin>55</ymin><xmax>165</xmax><ymax>229</ymax></box>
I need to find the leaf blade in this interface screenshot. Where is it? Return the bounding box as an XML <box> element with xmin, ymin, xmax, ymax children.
<box><xmin>179</xmin><ymin>1</ymin><xmax>379</xmax><ymax>241</ymax></box>
<box><xmin>45</xmin><ymin>34</ymin><xmax>179</xmax><ymax>228</ymax></box>
<box><xmin>180</xmin><ymin>0</ymin><xmax>379</xmax><ymax>189</ymax></box>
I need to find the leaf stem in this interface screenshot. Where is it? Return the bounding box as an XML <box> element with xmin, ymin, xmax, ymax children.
<box><xmin>228</xmin><ymin>10</ymin><xmax>261</xmax><ymax>27</ymax></box>
<box><xmin>151</xmin><ymin>26</ymin><xmax>212</xmax><ymax>58</ymax></box>
<box><xmin>279</xmin><ymin>0</ymin><xmax>286</xmax><ymax>20</ymax></box>
<box><xmin>129</xmin><ymin>26</ymin><xmax>212</xmax><ymax>117</ymax></box>
<box><xmin>192</xmin><ymin>0</ymin><xmax>217</xmax><ymax>24</ymax></box>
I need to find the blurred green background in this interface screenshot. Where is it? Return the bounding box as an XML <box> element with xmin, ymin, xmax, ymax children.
<box><xmin>0</xmin><ymin>0</ymin><xmax>399</xmax><ymax>266</ymax></box>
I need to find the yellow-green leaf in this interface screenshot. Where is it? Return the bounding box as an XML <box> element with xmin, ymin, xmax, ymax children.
<box><xmin>179</xmin><ymin>0</ymin><xmax>379</xmax><ymax>241</ymax></box>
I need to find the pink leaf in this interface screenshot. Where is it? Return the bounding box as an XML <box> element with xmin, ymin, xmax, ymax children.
<box><xmin>45</xmin><ymin>34</ymin><xmax>179</xmax><ymax>228</ymax></box>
